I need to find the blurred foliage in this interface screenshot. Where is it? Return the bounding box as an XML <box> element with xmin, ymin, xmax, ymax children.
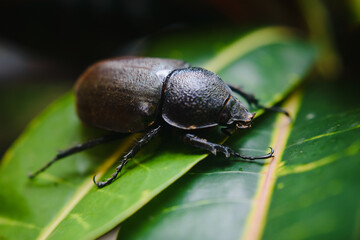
<box><xmin>0</xmin><ymin>84</ymin><xmax>71</xmax><ymax>156</ymax></box>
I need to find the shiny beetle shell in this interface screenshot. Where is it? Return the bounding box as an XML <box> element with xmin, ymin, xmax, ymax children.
<box><xmin>162</xmin><ymin>67</ymin><xmax>232</xmax><ymax>129</ymax></box>
<box><xmin>75</xmin><ymin>57</ymin><xmax>253</xmax><ymax>133</ymax></box>
<box><xmin>75</xmin><ymin>57</ymin><xmax>189</xmax><ymax>132</ymax></box>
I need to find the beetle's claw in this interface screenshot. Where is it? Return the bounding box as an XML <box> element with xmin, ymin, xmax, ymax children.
<box><xmin>93</xmin><ymin>175</ymin><xmax>105</xmax><ymax>188</ymax></box>
<box><xmin>268</xmin><ymin>147</ymin><xmax>274</xmax><ymax>157</ymax></box>
<box><xmin>27</xmin><ymin>172</ymin><xmax>35</xmax><ymax>179</ymax></box>
<box><xmin>92</xmin><ymin>175</ymin><xmax>97</xmax><ymax>184</ymax></box>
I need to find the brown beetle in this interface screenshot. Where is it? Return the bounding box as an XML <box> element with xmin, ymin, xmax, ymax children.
<box><xmin>30</xmin><ymin>57</ymin><xmax>287</xmax><ymax>188</ymax></box>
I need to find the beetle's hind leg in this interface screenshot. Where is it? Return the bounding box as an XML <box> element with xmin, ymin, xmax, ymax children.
<box><xmin>28</xmin><ymin>134</ymin><xmax>123</xmax><ymax>179</ymax></box>
<box><xmin>228</xmin><ymin>84</ymin><xmax>290</xmax><ymax>117</ymax></box>
<box><xmin>183</xmin><ymin>133</ymin><xmax>274</xmax><ymax>160</ymax></box>
<box><xmin>93</xmin><ymin>125</ymin><xmax>162</xmax><ymax>188</ymax></box>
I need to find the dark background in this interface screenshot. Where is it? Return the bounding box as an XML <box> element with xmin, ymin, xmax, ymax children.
<box><xmin>0</xmin><ymin>0</ymin><xmax>359</xmax><ymax>157</ymax></box>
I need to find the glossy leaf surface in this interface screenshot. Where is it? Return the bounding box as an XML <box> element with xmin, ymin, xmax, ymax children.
<box><xmin>262</xmin><ymin>83</ymin><xmax>360</xmax><ymax>240</ymax></box>
<box><xmin>0</xmin><ymin>27</ymin><xmax>315</xmax><ymax>240</ymax></box>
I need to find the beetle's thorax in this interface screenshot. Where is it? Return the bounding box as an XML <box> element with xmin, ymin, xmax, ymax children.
<box><xmin>161</xmin><ymin>67</ymin><xmax>232</xmax><ymax>130</ymax></box>
<box><xmin>218</xmin><ymin>96</ymin><xmax>255</xmax><ymax>129</ymax></box>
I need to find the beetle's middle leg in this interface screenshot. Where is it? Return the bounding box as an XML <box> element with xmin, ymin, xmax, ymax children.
<box><xmin>93</xmin><ymin>125</ymin><xmax>162</xmax><ymax>188</ymax></box>
<box><xmin>228</xmin><ymin>84</ymin><xmax>290</xmax><ymax>117</ymax></box>
<box><xmin>183</xmin><ymin>133</ymin><xmax>274</xmax><ymax>160</ymax></box>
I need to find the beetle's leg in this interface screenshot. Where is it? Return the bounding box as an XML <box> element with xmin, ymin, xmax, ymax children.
<box><xmin>183</xmin><ymin>133</ymin><xmax>274</xmax><ymax>160</ymax></box>
<box><xmin>93</xmin><ymin>125</ymin><xmax>162</xmax><ymax>188</ymax></box>
<box><xmin>28</xmin><ymin>134</ymin><xmax>123</xmax><ymax>179</ymax></box>
<box><xmin>228</xmin><ymin>84</ymin><xmax>290</xmax><ymax>117</ymax></box>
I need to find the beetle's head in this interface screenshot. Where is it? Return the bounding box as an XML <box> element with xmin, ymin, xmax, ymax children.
<box><xmin>219</xmin><ymin>96</ymin><xmax>255</xmax><ymax>130</ymax></box>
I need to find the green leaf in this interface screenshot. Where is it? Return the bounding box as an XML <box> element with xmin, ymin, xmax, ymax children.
<box><xmin>0</xmin><ymin>27</ymin><xmax>315</xmax><ymax>240</ymax></box>
<box><xmin>261</xmin><ymin>83</ymin><xmax>360</xmax><ymax>240</ymax></box>
<box><xmin>116</xmin><ymin>72</ymin><xmax>359</xmax><ymax>238</ymax></box>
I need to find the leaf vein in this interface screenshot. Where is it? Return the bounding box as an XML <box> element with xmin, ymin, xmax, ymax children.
<box><xmin>162</xmin><ymin>198</ymin><xmax>252</xmax><ymax>214</ymax></box>
<box><xmin>287</xmin><ymin>124</ymin><xmax>360</xmax><ymax>148</ymax></box>
<box><xmin>0</xmin><ymin>216</ymin><xmax>40</xmax><ymax>230</ymax></box>
<box><xmin>278</xmin><ymin>142</ymin><xmax>360</xmax><ymax>176</ymax></box>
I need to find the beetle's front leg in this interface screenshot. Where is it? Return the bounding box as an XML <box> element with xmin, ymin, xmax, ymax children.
<box><xmin>228</xmin><ymin>84</ymin><xmax>290</xmax><ymax>117</ymax></box>
<box><xmin>183</xmin><ymin>133</ymin><xmax>274</xmax><ymax>160</ymax></box>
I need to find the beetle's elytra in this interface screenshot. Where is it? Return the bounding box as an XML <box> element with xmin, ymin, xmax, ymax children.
<box><xmin>30</xmin><ymin>57</ymin><xmax>284</xmax><ymax>188</ymax></box>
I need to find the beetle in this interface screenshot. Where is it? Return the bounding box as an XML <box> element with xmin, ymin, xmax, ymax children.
<box><xmin>29</xmin><ymin>57</ymin><xmax>288</xmax><ymax>188</ymax></box>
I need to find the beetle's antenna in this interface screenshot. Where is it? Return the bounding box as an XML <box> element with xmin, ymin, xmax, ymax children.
<box><xmin>258</xmin><ymin>105</ymin><xmax>290</xmax><ymax>118</ymax></box>
<box><xmin>228</xmin><ymin>84</ymin><xmax>290</xmax><ymax>118</ymax></box>
<box><xmin>28</xmin><ymin>134</ymin><xmax>123</xmax><ymax>179</ymax></box>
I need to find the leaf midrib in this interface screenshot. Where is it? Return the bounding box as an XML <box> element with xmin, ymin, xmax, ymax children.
<box><xmin>241</xmin><ymin>91</ymin><xmax>303</xmax><ymax>240</ymax></box>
